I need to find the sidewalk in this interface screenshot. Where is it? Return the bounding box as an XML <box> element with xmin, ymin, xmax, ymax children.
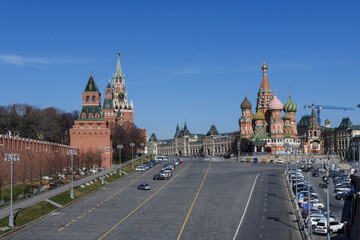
<box><xmin>0</xmin><ymin>155</ymin><xmax>147</xmax><ymax>220</ymax></box>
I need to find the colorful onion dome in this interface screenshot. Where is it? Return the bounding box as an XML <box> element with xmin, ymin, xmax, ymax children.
<box><xmin>241</xmin><ymin>96</ymin><xmax>252</xmax><ymax>109</ymax></box>
<box><xmin>253</xmin><ymin>111</ymin><xmax>265</xmax><ymax>121</ymax></box>
<box><xmin>282</xmin><ymin>112</ymin><xmax>291</xmax><ymax>121</ymax></box>
<box><xmin>283</xmin><ymin>95</ymin><xmax>298</xmax><ymax>112</ymax></box>
<box><xmin>268</xmin><ymin>93</ymin><xmax>283</xmax><ymax>110</ymax></box>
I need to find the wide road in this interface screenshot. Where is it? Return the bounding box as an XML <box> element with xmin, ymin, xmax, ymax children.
<box><xmin>2</xmin><ymin>157</ymin><xmax>301</xmax><ymax>240</ymax></box>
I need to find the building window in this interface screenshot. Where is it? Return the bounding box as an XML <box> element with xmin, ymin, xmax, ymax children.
<box><xmin>80</xmin><ymin>124</ymin><xmax>84</xmax><ymax>129</ymax></box>
<box><xmin>89</xmin><ymin>113</ymin><xmax>93</xmax><ymax>118</ymax></box>
<box><xmin>95</xmin><ymin>113</ymin><xmax>99</xmax><ymax>118</ymax></box>
<box><xmin>89</xmin><ymin>125</ymin><xmax>92</xmax><ymax>129</ymax></box>
<box><xmin>98</xmin><ymin>124</ymin><xmax>101</xmax><ymax>129</ymax></box>
<box><xmin>92</xmin><ymin>96</ymin><xmax>96</xmax><ymax>102</ymax></box>
<box><xmin>86</xmin><ymin>96</ymin><xmax>89</xmax><ymax>102</ymax></box>
<box><xmin>107</xmin><ymin>90</ymin><xmax>110</xmax><ymax>96</ymax></box>
<box><xmin>82</xmin><ymin>113</ymin><xmax>87</xmax><ymax>119</ymax></box>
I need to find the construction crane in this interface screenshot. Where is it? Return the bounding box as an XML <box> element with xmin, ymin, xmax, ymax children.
<box><xmin>304</xmin><ymin>105</ymin><xmax>355</xmax><ymax>126</ymax></box>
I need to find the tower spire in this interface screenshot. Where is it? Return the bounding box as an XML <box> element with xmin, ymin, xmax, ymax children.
<box><xmin>116</xmin><ymin>52</ymin><xmax>122</xmax><ymax>78</ymax></box>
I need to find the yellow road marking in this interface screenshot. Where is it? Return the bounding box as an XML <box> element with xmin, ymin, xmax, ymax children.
<box><xmin>58</xmin><ymin>168</ymin><xmax>152</xmax><ymax>231</ymax></box>
<box><xmin>72</xmin><ymin>219</ymin><xmax>76</xmax><ymax>222</ymax></box>
<box><xmin>77</xmin><ymin>216</ymin><xmax>82</xmax><ymax>219</ymax></box>
<box><xmin>282</xmin><ymin>173</ymin><xmax>302</xmax><ymax>239</ymax></box>
<box><xmin>58</xmin><ymin>227</ymin><xmax>64</xmax><ymax>232</ymax></box>
<box><xmin>98</xmin><ymin>161</ymin><xmax>194</xmax><ymax>240</ymax></box>
<box><xmin>177</xmin><ymin>161</ymin><xmax>211</xmax><ymax>240</ymax></box>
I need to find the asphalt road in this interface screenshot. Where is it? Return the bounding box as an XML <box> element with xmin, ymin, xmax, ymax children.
<box><xmin>2</xmin><ymin>157</ymin><xmax>301</xmax><ymax>240</ymax></box>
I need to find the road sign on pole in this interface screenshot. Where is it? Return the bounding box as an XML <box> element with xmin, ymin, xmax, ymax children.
<box><xmin>303</xmin><ymin>203</ymin><xmax>314</xmax><ymax>210</ymax></box>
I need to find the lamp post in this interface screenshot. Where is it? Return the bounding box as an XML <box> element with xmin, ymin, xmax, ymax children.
<box><xmin>237</xmin><ymin>141</ymin><xmax>240</xmax><ymax>162</ymax></box>
<box><xmin>140</xmin><ymin>143</ymin><xmax>145</xmax><ymax>165</ymax></box>
<box><xmin>67</xmin><ymin>149</ymin><xmax>78</xmax><ymax>199</ymax></box>
<box><xmin>130</xmin><ymin>143</ymin><xmax>135</xmax><ymax>169</ymax></box>
<box><xmin>351</xmin><ymin>142</ymin><xmax>357</xmax><ymax>169</ymax></box>
<box><xmin>117</xmin><ymin>145</ymin><xmax>123</xmax><ymax>176</ymax></box>
<box><xmin>99</xmin><ymin>146</ymin><xmax>107</xmax><ymax>184</ymax></box>
<box><xmin>295</xmin><ymin>149</ymin><xmax>299</xmax><ymax>205</ymax></box>
<box><xmin>4</xmin><ymin>153</ymin><xmax>20</xmax><ymax>228</ymax></box>
<box><xmin>306</xmin><ymin>151</ymin><xmax>311</xmax><ymax>237</ymax></box>
<box><xmin>284</xmin><ymin>143</ymin><xmax>290</xmax><ymax>181</ymax></box>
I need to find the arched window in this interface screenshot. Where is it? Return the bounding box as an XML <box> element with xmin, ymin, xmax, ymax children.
<box><xmin>92</xmin><ymin>96</ymin><xmax>96</xmax><ymax>102</ymax></box>
<box><xmin>314</xmin><ymin>131</ymin><xmax>317</xmax><ymax>137</ymax></box>
<box><xmin>86</xmin><ymin>96</ymin><xmax>89</xmax><ymax>102</ymax></box>
<box><xmin>107</xmin><ymin>90</ymin><xmax>110</xmax><ymax>96</ymax></box>
<box><xmin>82</xmin><ymin>113</ymin><xmax>86</xmax><ymax>119</ymax></box>
<box><xmin>89</xmin><ymin>113</ymin><xmax>93</xmax><ymax>118</ymax></box>
<box><xmin>95</xmin><ymin>113</ymin><xmax>99</xmax><ymax>118</ymax></box>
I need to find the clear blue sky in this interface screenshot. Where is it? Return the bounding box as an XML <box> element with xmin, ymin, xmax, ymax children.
<box><xmin>0</xmin><ymin>1</ymin><xmax>359</xmax><ymax>139</ymax></box>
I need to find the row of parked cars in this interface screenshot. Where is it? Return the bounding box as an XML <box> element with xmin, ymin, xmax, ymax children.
<box><xmin>288</xmin><ymin>168</ymin><xmax>344</xmax><ymax>235</ymax></box>
<box><xmin>332</xmin><ymin>171</ymin><xmax>354</xmax><ymax>200</ymax></box>
<box><xmin>153</xmin><ymin>159</ymin><xmax>183</xmax><ymax>180</ymax></box>
<box><xmin>135</xmin><ymin>159</ymin><xmax>160</xmax><ymax>172</ymax></box>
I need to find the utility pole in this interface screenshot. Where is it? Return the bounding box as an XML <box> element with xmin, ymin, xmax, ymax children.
<box><xmin>295</xmin><ymin>149</ymin><xmax>298</xmax><ymax>204</ymax></box>
<box><xmin>140</xmin><ymin>143</ymin><xmax>145</xmax><ymax>165</ymax></box>
<box><xmin>307</xmin><ymin>152</ymin><xmax>311</xmax><ymax>237</ymax></box>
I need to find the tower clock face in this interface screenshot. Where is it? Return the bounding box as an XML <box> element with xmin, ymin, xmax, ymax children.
<box><xmin>118</xmin><ymin>92</ymin><xmax>125</xmax><ymax>101</ymax></box>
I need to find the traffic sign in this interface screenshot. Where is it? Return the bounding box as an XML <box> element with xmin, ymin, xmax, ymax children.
<box><xmin>303</xmin><ymin>203</ymin><xmax>314</xmax><ymax>209</ymax></box>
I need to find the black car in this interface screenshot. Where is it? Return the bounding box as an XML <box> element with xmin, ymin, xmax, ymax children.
<box><xmin>312</xmin><ymin>171</ymin><xmax>319</xmax><ymax>177</ymax></box>
<box><xmin>153</xmin><ymin>174</ymin><xmax>169</xmax><ymax>180</ymax></box>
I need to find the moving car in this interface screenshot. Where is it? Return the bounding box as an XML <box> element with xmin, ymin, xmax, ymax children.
<box><xmin>137</xmin><ymin>183</ymin><xmax>150</xmax><ymax>190</ymax></box>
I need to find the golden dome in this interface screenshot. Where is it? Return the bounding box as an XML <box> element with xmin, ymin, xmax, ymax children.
<box><xmin>325</xmin><ymin>119</ymin><xmax>330</xmax><ymax>124</ymax></box>
<box><xmin>261</xmin><ymin>63</ymin><xmax>267</xmax><ymax>70</ymax></box>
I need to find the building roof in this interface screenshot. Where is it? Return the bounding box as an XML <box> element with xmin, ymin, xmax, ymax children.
<box><xmin>79</xmin><ymin>105</ymin><xmax>103</xmax><ymax>120</ymax></box>
<box><xmin>149</xmin><ymin>133</ymin><xmax>158</xmax><ymax>142</ymax></box>
<box><xmin>298</xmin><ymin>115</ymin><xmax>310</xmax><ymax>128</ymax></box>
<box><xmin>338</xmin><ymin>117</ymin><xmax>353</xmax><ymax>129</ymax></box>
<box><xmin>259</xmin><ymin>63</ymin><xmax>271</xmax><ymax>93</ymax></box>
<box><xmin>115</xmin><ymin>52</ymin><xmax>123</xmax><ymax>78</ymax></box>
<box><xmin>102</xmin><ymin>98</ymin><xmax>113</xmax><ymax>110</ymax></box>
<box><xmin>207</xmin><ymin>125</ymin><xmax>220</xmax><ymax>136</ymax></box>
<box><xmin>282</xmin><ymin>112</ymin><xmax>291</xmax><ymax>121</ymax></box>
<box><xmin>84</xmin><ymin>75</ymin><xmax>100</xmax><ymax>92</ymax></box>
<box><xmin>308</xmin><ymin>105</ymin><xmax>320</xmax><ymax>130</ymax></box>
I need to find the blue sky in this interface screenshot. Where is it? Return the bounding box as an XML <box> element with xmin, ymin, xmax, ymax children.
<box><xmin>0</xmin><ymin>1</ymin><xmax>359</xmax><ymax>139</ymax></box>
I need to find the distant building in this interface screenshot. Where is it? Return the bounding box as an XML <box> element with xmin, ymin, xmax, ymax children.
<box><xmin>151</xmin><ymin>123</ymin><xmax>236</xmax><ymax>156</ymax></box>
<box><xmin>70</xmin><ymin>53</ymin><xmax>146</xmax><ymax>168</ymax></box>
<box><xmin>297</xmin><ymin>105</ymin><xmax>323</xmax><ymax>153</ymax></box>
<box><xmin>238</xmin><ymin>62</ymin><xmax>300</xmax><ymax>154</ymax></box>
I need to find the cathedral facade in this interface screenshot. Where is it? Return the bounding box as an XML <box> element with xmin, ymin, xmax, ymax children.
<box><xmin>239</xmin><ymin>63</ymin><xmax>300</xmax><ymax>153</ymax></box>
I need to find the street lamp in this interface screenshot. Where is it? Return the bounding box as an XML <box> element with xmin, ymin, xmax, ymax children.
<box><xmin>140</xmin><ymin>143</ymin><xmax>145</xmax><ymax>165</ymax></box>
<box><xmin>4</xmin><ymin>153</ymin><xmax>20</xmax><ymax>228</ymax></box>
<box><xmin>117</xmin><ymin>145</ymin><xmax>123</xmax><ymax>176</ymax></box>
<box><xmin>351</xmin><ymin>142</ymin><xmax>357</xmax><ymax>169</ymax></box>
<box><xmin>99</xmin><ymin>146</ymin><xmax>107</xmax><ymax>184</ymax></box>
<box><xmin>130</xmin><ymin>143</ymin><xmax>135</xmax><ymax>169</ymax></box>
<box><xmin>237</xmin><ymin>141</ymin><xmax>240</xmax><ymax>162</ymax></box>
<box><xmin>67</xmin><ymin>149</ymin><xmax>78</xmax><ymax>199</ymax></box>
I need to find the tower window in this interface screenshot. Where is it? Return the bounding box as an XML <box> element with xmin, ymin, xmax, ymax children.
<box><xmin>107</xmin><ymin>91</ymin><xmax>110</xmax><ymax>96</ymax></box>
<box><xmin>92</xmin><ymin>96</ymin><xmax>96</xmax><ymax>102</ymax></box>
<box><xmin>86</xmin><ymin>96</ymin><xmax>89</xmax><ymax>102</ymax></box>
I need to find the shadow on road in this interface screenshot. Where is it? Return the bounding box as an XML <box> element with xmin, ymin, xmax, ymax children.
<box><xmin>266</xmin><ymin>216</ymin><xmax>298</xmax><ymax>231</ymax></box>
<box><xmin>267</xmin><ymin>192</ymin><xmax>290</xmax><ymax>202</ymax></box>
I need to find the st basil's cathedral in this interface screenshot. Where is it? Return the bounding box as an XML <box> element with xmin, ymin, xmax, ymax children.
<box><xmin>239</xmin><ymin>62</ymin><xmax>301</xmax><ymax>153</ymax></box>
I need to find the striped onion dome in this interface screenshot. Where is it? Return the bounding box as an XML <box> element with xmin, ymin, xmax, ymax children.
<box><xmin>253</xmin><ymin>111</ymin><xmax>265</xmax><ymax>120</ymax></box>
<box><xmin>240</xmin><ymin>96</ymin><xmax>252</xmax><ymax>109</ymax></box>
<box><xmin>268</xmin><ymin>93</ymin><xmax>283</xmax><ymax>110</ymax></box>
<box><xmin>282</xmin><ymin>112</ymin><xmax>291</xmax><ymax>121</ymax></box>
<box><xmin>283</xmin><ymin>95</ymin><xmax>298</xmax><ymax>112</ymax></box>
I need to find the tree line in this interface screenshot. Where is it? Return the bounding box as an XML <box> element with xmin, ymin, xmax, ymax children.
<box><xmin>0</xmin><ymin>103</ymin><xmax>78</xmax><ymax>145</ymax></box>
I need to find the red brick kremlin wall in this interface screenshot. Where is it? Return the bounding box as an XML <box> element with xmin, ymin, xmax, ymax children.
<box><xmin>0</xmin><ymin>135</ymin><xmax>75</xmax><ymax>186</ymax></box>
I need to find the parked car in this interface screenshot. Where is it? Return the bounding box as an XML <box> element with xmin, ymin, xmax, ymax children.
<box><xmin>314</xmin><ymin>220</ymin><xmax>344</xmax><ymax>235</ymax></box>
<box><xmin>277</xmin><ymin>158</ymin><xmax>284</xmax><ymax>164</ymax></box>
<box><xmin>240</xmin><ymin>158</ymin><xmax>245</xmax><ymax>162</ymax></box>
<box><xmin>153</xmin><ymin>174</ymin><xmax>169</xmax><ymax>180</ymax></box>
<box><xmin>137</xmin><ymin>183</ymin><xmax>150</xmax><ymax>190</ymax></box>
<box><xmin>261</xmin><ymin>158</ymin><xmax>267</xmax><ymax>163</ymax></box>
<box><xmin>135</xmin><ymin>166</ymin><xmax>146</xmax><ymax>172</ymax></box>
<box><xmin>335</xmin><ymin>189</ymin><xmax>354</xmax><ymax>200</ymax></box>
<box><xmin>312</xmin><ymin>171</ymin><xmax>319</xmax><ymax>177</ymax></box>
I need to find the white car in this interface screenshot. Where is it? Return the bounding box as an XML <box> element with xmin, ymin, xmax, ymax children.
<box><xmin>277</xmin><ymin>158</ymin><xmax>283</xmax><ymax>163</ymax></box>
<box><xmin>315</xmin><ymin>220</ymin><xmax>344</xmax><ymax>234</ymax></box>
<box><xmin>135</xmin><ymin>166</ymin><xmax>146</xmax><ymax>172</ymax></box>
<box><xmin>240</xmin><ymin>158</ymin><xmax>245</xmax><ymax>162</ymax></box>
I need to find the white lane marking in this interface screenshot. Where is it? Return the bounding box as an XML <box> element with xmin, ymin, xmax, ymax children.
<box><xmin>232</xmin><ymin>173</ymin><xmax>259</xmax><ymax>240</ymax></box>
